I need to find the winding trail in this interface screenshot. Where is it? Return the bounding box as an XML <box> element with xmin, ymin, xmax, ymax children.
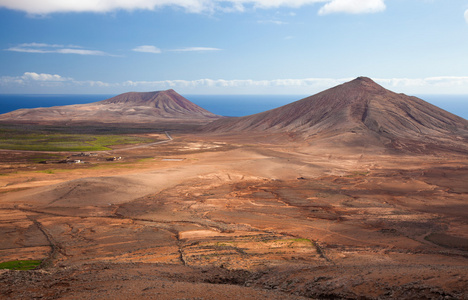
<box><xmin>98</xmin><ymin>131</ymin><xmax>173</xmax><ymax>154</ymax></box>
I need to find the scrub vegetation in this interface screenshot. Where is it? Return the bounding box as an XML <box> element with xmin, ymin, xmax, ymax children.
<box><xmin>0</xmin><ymin>260</ymin><xmax>42</xmax><ymax>271</ymax></box>
<box><xmin>0</xmin><ymin>125</ymin><xmax>155</xmax><ymax>151</ymax></box>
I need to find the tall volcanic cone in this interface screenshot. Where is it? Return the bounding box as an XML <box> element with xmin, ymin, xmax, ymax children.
<box><xmin>0</xmin><ymin>89</ymin><xmax>220</xmax><ymax>125</ymax></box>
<box><xmin>204</xmin><ymin>77</ymin><xmax>468</xmax><ymax>153</ymax></box>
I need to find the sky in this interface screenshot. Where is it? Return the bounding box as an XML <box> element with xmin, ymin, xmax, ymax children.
<box><xmin>0</xmin><ymin>0</ymin><xmax>468</xmax><ymax>95</ymax></box>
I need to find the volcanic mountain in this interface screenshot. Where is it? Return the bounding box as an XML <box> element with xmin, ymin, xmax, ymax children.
<box><xmin>0</xmin><ymin>90</ymin><xmax>220</xmax><ymax>125</ymax></box>
<box><xmin>204</xmin><ymin>77</ymin><xmax>468</xmax><ymax>153</ymax></box>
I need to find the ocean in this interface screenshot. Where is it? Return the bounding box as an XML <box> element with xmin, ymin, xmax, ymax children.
<box><xmin>0</xmin><ymin>94</ymin><xmax>467</xmax><ymax>119</ymax></box>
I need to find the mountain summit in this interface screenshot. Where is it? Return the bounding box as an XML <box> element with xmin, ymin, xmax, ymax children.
<box><xmin>0</xmin><ymin>89</ymin><xmax>219</xmax><ymax>125</ymax></box>
<box><xmin>99</xmin><ymin>90</ymin><xmax>215</xmax><ymax>117</ymax></box>
<box><xmin>204</xmin><ymin>77</ymin><xmax>468</xmax><ymax>153</ymax></box>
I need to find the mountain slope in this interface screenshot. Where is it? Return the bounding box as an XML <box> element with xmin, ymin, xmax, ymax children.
<box><xmin>0</xmin><ymin>89</ymin><xmax>219</xmax><ymax>125</ymax></box>
<box><xmin>204</xmin><ymin>77</ymin><xmax>468</xmax><ymax>152</ymax></box>
<box><xmin>99</xmin><ymin>90</ymin><xmax>216</xmax><ymax>117</ymax></box>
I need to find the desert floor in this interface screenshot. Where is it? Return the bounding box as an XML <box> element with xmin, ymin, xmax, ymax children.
<box><xmin>0</xmin><ymin>132</ymin><xmax>467</xmax><ymax>299</ymax></box>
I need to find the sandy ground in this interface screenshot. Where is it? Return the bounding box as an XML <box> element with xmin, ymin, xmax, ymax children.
<box><xmin>0</xmin><ymin>133</ymin><xmax>467</xmax><ymax>299</ymax></box>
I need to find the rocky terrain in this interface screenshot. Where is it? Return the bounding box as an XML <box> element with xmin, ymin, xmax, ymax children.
<box><xmin>0</xmin><ymin>79</ymin><xmax>467</xmax><ymax>299</ymax></box>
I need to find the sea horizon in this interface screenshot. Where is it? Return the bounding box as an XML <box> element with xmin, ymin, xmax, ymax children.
<box><xmin>0</xmin><ymin>93</ymin><xmax>467</xmax><ymax>119</ymax></box>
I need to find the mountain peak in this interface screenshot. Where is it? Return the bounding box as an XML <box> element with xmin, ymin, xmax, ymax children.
<box><xmin>354</xmin><ymin>76</ymin><xmax>375</xmax><ymax>82</ymax></box>
<box><xmin>203</xmin><ymin>77</ymin><xmax>468</xmax><ymax>153</ymax></box>
<box><xmin>344</xmin><ymin>76</ymin><xmax>386</xmax><ymax>93</ymax></box>
<box><xmin>98</xmin><ymin>89</ymin><xmax>219</xmax><ymax>118</ymax></box>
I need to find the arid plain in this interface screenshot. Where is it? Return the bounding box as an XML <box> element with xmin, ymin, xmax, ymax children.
<box><xmin>1</xmin><ymin>78</ymin><xmax>467</xmax><ymax>299</ymax></box>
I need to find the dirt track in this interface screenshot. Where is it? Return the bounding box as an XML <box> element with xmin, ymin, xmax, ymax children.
<box><xmin>1</xmin><ymin>134</ymin><xmax>467</xmax><ymax>299</ymax></box>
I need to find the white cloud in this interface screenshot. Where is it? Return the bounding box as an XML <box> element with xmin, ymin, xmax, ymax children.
<box><xmin>169</xmin><ymin>47</ymin><xmax>222</xmax><ymax>52</ymax></box>
<box><xmin>465</xmin><ymin>9</ymin><xmax>468</xmax><ymax>24</ymax></box>
<box><xmin>3</xmin><ymin>73</ymin><xmax>468</xmax><ymax>94</ymax></box>
<box><xmin>117</xmin><ymin>77</ymin><xmax>354</xmax><ymax>91</ymax></box>
<box><xmin>22</xmin><ymin>72</ymin><xmax>70</xmax><ymax>81</ymax></box>
<box><xmin>318</xmin><ymin>0</ymin><xmax>385</xmax><ymax>15</ymax></box>
<box><xmin>1</xmin><ymin>74</ymin><xmax>348</xmax><ymax>92</ymax></box>
<box><xmin>0</xmin><ymin>0</ymin><xmax>274</xmax><ymax>14</ymax></box>
<box><xmin>0</xmin><ymin>0</ymin><xmax>386</xmax><ymax>15</ymax></box>
<box><xmin>56</xmin><ymin>49</ymin><xmax>109</xmax><ymax>55</ymax></box>
<box><xmin>0</xmin><ymin>72</ymin><xmax>77</xmax><ymax>91</ymax></box>
<box><xmin>377</xmin><ymin>76</ymin><xmax>468</xmax><ymax>88</ymax></box>
<box><xmin>18</xmin><ymin>42</ymin><xmax>80</xmax><ymax>48</ymax></box>
<box><xmin>132</xmin><ymin>45</ymin><xmax>162</xmax><ymax>54</ymax></box>
<box><xmin>0</xmin><ymin>72</ymin><xmax>108</xmax><ymax>90</ymax></box>
<box><xmin>6</xmin><ymin>43</ymin><xmax>112</xmax><ymax>56</ymax></box>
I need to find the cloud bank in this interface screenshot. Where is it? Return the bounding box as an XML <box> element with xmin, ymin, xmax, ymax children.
<box><xmin>2</xmin><ymin>72</ymin><xmax>468</xmax><ymax>94</ymax></box>
<box><xmin>0</xmin><ymin>0</ymin><xmax>385</xmax><ymax>15</ymax></box>
<box><xmin>465</xmin><ymin>9</ymin><xmax>468</xmax><ymax>24</ymax></box>
<box><xmin>6</xmin><ymin>43</ymin><xmax>112</xmax><ymax>56</ymax></box>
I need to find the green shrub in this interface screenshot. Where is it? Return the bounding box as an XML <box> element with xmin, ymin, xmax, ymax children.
<box><xmin>0</xmin><ymin>260</ymin><xmax>42</xmax><ymax>270</ymax></box>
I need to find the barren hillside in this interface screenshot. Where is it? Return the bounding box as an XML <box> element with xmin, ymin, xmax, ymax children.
<box><xmin>204</xmin><ymin>77</ymin><xmax>468</xmax><ymax>153</ymax></box>
<box><xmin>0</xmin><ymin>89</ymin><xmax>220</xmax><ymax>125</ymax></box>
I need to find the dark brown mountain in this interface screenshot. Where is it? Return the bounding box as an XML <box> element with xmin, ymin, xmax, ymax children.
<box><xmin>99</xmin><ymin>90</ymin><xmax>216</xmax><ymax>117</ymax></box>
<box><xmin>0</xmin><ymin>89</ymin><xmax>220</xmax><ymax>125</ymax></box>
<box><xmin>204</xmin><ymin>77</ymin><xmax>468</xmax><ymax>153</ymax></box>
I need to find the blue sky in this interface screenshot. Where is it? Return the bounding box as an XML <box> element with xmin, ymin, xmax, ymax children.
<box><xmin>0</xmin><ymin>0</ymin><xmax>468</xmax><ymax>95</ymax></box>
